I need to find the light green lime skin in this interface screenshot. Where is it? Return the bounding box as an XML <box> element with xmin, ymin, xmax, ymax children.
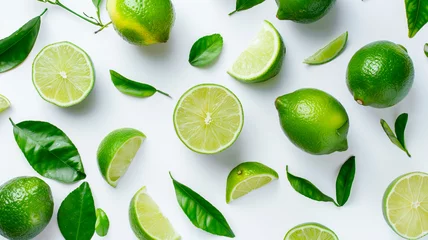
<box><xmin>284</xmin><ymin>223</ymin><xmax>339</xmax><ymax>239</ymax></box>
<box><xmin>346</xmin><ymin>41</ymin><xmax>414</xmax><ymax>108</ymax></box>
<box><xmin>97</xmin><ymin>128</ymin><xmax>146</xmax><ymax>187</ymax></box>
<box><xmin>129</xmin><ymin>189</ymin><xmax>153</xmax><ymax>240</ymax></box>
<box><xmin>226</xmin><ymin>162</ymin><xmax>278</xmax><ymax>203</ymax></box>
<box><xmin>276</xmin><ymin>0</ymin><xmax>336</xmax><ymax>23</ymax></box>
<box><xmin>0</xmin><ymin>177</ymin><xmax>54</xmax><ymax>240</ymax></box>
<box><xmin>275</xmin><ymin>88</ymin><xmax>349</xmax><ymax>155</ymax></box>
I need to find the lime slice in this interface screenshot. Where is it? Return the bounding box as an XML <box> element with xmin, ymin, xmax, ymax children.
<box><xmin>173</xmin><ymin>84</ymin><xmax>244</xmax><ymax>154</ymax></box>
<box><xmin>383</xmin><ymin>172</ymin><xmax>428</xmax><ymax>239</ymax></box>
<box><xmin>129</xmin><ymin>187</ymin><xmax>180</xmax><ymax>240</ymax></box>
<box><xmin>304</xmin><ymin>32</ymin><xmax>348</xmax><ymax>65</ymax></box>
<box><xmin>284</xmin><ymin>223</ymin><xmax>339</xmax><ymax>240</ymax></box>
<box><xmin>227</xmin><ymin>20</ymin><xmax>285</xmax><ymax>83</ymax></box>
<box><xmin>226</xmin><ymin>162</ymin><xmax>278</xmax><ymax>203</ymax></box>
<box><xmin>0</xmin><ymin>94</ymin><xmax>10</xmax><ymax>113</ymax></box>
<box><xmin>32</xmin><ymin>41</ymin><xmax>95</xmax><ymax>107</ymax></box>
<box><xmin>97</xmin><ymin>128</ymin><xmax>146</xmax><ymax>187</ymax></box>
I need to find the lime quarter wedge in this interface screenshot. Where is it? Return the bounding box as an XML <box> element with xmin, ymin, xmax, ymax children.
<box><xmin>227</xmin><ymin>20</ymin><xmax>285</xmax><ymax>83</ymax></box>
<box><xmin>383</xmin><ymin>172</ymin><xmax>428</xmax><ymax>240</ymax></box>
<box><xmin>304</xmin><ymin>31</ymin><xmax>348</xmax><ymax>65</ymax></box>
<box><xmin>284</xmin><ymin>223</ymin><xmax>339</xmax><ymax>240</ymax></box>
<box><xmin>32</xmin><ymin>41</ymin><xmax>95</xmax><ymax>107</ymax></box>
<box><xmin>0</xmin><ymin>94</ymin><xmax>10</xmax><ymax>113</ymax></box>
<box><xmin>129</xmin><ymin>187</ymin><xmax>180</xmax><ymax>240</ymax></box>
<box><xmin>226</xmin><ymin>162</ymin><xmax>278</xmax><ymax>203</ymax></box>
<box><xmin>97</xmin><ymin>128</ymin><xmax>146</xmax><ymax>187</ymax></box>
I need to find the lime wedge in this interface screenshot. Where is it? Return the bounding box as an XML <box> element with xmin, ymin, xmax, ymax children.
<box><xmin>129</xmin><ymin>187</ymin><xmax>180</xmax><ymax>240</ymax></box>
<box><xmin>227</xmin><ymin>20</ymin><xmax>285</xmax><ymax>83</ymax></box>
<box><xmin>284</xmin><ymin>223</ymin><xmax>339</xmax><ymax>240</ymax></box>
<box><xmin>97</xmin><ymin>128</ymin><xmax>146</xmax><ymax>187</ymax></box>
<box><xmin>226</xmin><ymin>162</ymin><xmax>278</xmax><ymax>203</ymax></box>
<box><xmin>383</xmin><ymin>172</ymin><xmax>428</xmax><ymax>239</ymax></box>
<box><xmin>173</xmin><ymin>84</ymin><xmax>244</xmax><ymax>154</ymax></box>
<box><xmin>304</xmin><ymin>32</ymin><xmax>348</xmax><ymax>65</ymax></box>
<box><xmin>32</xmin><ymin>41</ymin><xmax>95</xmax><ymax>107</ymax></box>
<box><xmin>0</xmin><ymin>94</ymin><xmax>10</xmax><ymax>113</ymax></box>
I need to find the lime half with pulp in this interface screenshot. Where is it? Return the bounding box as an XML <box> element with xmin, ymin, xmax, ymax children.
<box><xmin>284</xmin><ymin>223</ymin><xmax>339</xmax><ymax>240</ymax></box>
<box><xmin>304</xmin><ymin>31</ymin><xmax>348</xmax><ymax>65</ymax></box>
<box><xmin>0</xmin><ymin>94</ymin><xmax>10</xmax><ymax>113</ymax></box>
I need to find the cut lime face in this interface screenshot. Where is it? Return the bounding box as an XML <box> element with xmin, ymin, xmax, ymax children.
<box><xmin>173</xmin><ymin>84</ymin><xmax>244</xmax><ymax>154</ymax></box>
<box><xmin>304</xmin><ymin>31</ymin><xmax>348</xmax><ymax>65</ymax></box>
<box><xmin>0</xmin><ymin>94</ymin><xmax>10</xmax><ymax>113</ymax></box>
<box><xmin>227</xmin><ymin>20</ymin><xmax>285</xmax><ymax>83</ymax></box>
<box><xmin>129</xmin><ymin>187</ymin><xmax>180</xmax><ymax>240</ymax></box>
<box><xmin>32</xmin><ymin>41</ymin><xmax>95</xmax><ymax>107</ymax></box>
<box><xmin>284</xmin><ymin>223</ymin><xmax>339</xmax><ymax>240</ymax></box>
<box><xmin>383</xmin><ymin>172</ymin><xmax>428</xmax><ymax>239</ymax></box>
<box><xmin>226</xmin><ymin>162</ymin><xmax>278</xmax><ymax>203</ymax></box>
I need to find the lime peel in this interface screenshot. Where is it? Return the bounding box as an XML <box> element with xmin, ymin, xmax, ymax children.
<box><xmin>284</xmin><ymin>222</ymin><xmax>339</xmax><ymax>240</ymax></box>
<box><xmin>304</xmin><ymin>31</ymin><xmax>348</xmax><ymax>65</ymax></box>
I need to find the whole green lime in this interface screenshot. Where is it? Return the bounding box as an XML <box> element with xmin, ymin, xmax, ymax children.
<box><xmin>347</xmin><ymin>41</ymin><xmax>414</xmax><ymax>108</ymax></box>
<box><xmin>276</xmin><ymin>0</ymin><xmax>336</xmax><ymax>23</ymax></box>
<box><xmin>275</xmin><ymin>88</ymin><xmax>349</xmax><ymax>155</ymax></box>
<box><xmin>0</xmin><ymin>177</ymin><xmax>54</xmax><ymax>240</ymax></box>
<box><xmin>107</xmin><ymin>0</ymin><xmax>175</xmax><ymax>46</ymax></box>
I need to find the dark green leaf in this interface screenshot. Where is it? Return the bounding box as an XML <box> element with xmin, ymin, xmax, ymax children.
<box><xmin>381</xmin><ymin>117</ymin><xmax>411</xmax><ymax>157</ymax></box>
<box><xmin>405</xmin><ymin>0</ymin><xmax>428</xmax><ymax>38</ymax></box>
<box><xmin>169</xmin><ymin>173</ymin><xmax>235</xmax><ymax>238</ymax></box>
<box><xmin>425</xmin><ymin>43</ymin><xmax>428</xmax><ymax>57</ymax></box>
<box><xmin>229</xmin><ymin>0</ymin><xmax>265</xmax><ymax>15</ymax></box>
<box><xmin>58</xmin><ymin>182</ymin><xmax>96</xmax><ymax>240</ymax></box>
<box><xmin>110</xmin><ymin>70</ymin><xmax>170</xmax><ymax>98</ymax></box>
<box><xmin>189</xmin><ymin>34</ymin><xmax>223</xmax><ymax>67</ymax></box>
<box><xmin>95</xmin><ymin>208</ymin><xmax>109</xmax><ymax>237</ymax></box>
<box><xmin>10</xmin><ymin>118</ymin><xmax>86</xmax><ymax>183</ymax></box>
<box><xmin>335</xmin><ymin>156</ymin><xmax>356</xmax><ymax>206</ymax></box>
<box><xmin>286</xmin><ymin>166</ymin><xmax>337</xmax><ymax>206</ymax></box>
<box><xmin>0</xmin><ymin>9</ymin><xmax>47</xmax><ymax>73</ymax></box>
<box><xmin>395</xmin><ymin>113</ymin><xmax>409</xmax><ymax>151</ymax></box>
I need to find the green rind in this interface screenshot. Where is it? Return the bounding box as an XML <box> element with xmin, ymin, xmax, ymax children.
<box><xmin>276</xmin><ymin>0</ymin><xmax>336</xmax><ymax>23</ymax></box>
<box><xmin>304</xmin><ymin>31</ymin><xmax>348</xmax><ymax>65</ymax></box>
<box><xmin>284</xmin><ymin>222</ymin><xmax>339</xmax><ymax>240</ymax></box>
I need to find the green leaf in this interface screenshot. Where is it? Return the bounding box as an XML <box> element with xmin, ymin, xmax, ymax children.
<box><xmin>189</xmin><ymin>34</ymin><xmax>223</xmax><ymax>67</ymax></box>
<box><xmin>405</xmin><ymin>0</ymin><xmax>428</xmax><ymax>38</ymax></box>
<box><xmin>425</xmin><ymin>43</ymin><xmax>428</xmax><ymax>57</ymax></box>
<box><xmin>110</xmin><ymin>70</ymin><xmax>170</xmax><ymax>98</ymax></box>
<box><xmin>286</xmin><ymin>166</ymin><xmax>337</xmax><ymax>206</ymax></box>
<box><xmin>229</xmin><ymin>0</ymin><xmax>265</xmax><ymax>15</ymax></box>
<box><xmin>169</xmin><ymin>173</ymin><xmax>235</xmax><ymax>238</ymax></box>
<box><xmin>95</xmin><ymin>208</ymin><xmax>110</xmax><ymax>237</ymax></box>
<box><xmin>92</xmin><ymin>0</ymin><xmax>102</xmax><ymax>10</ymax></box>
<box><xmin>10</xmin><ymin>118</ymin><xmax>86</xmax><ymax>183</ymax></box>
<box><xmin>335</xmin><ymin>156</ymin><xmax>356</xmax><ymax>206</ymax></box>
<box><xmin>58</xmin><ymin>182</ymin><xmax>96</xmax><ymax>240</ymax></box>
<box><xmin>380</xmin><ymin>116</ymin><xmax>411</xmax><ymax>157</ymax></box>
<box><xmin>0</xmin><ymin>9</ymin><xmax>47</xmax><ymax>73</ymax></box>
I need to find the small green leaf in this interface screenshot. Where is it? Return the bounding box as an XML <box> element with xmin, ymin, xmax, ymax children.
<box><xmin>405</xmin><ymin>0</ymin><xmax>428</xmax><ymax>38</ymax></box>
<box><xmin>286</xmin><ymin>166</ymin><xmax>337</xmax><ymax>206</ymax></box>
<box><xmin>95</xmin><ymin>208</ymin><xmax>110</xmax><ymax>237</ymax></box>
<box><xmin>110</xmin><ymin>70</ymin><xmax>170</xmax><ymax>98</ymax></box>
<box><xmin>169</xmin><ymin>173</ymin><xmax>235</xmax><ymax>238</ymax></box>
<box><xmin>92</xmin><ymin>0</ymin><xmax>102</xmax><ymax>10</ymax></box>
<box><xmin>10</xmin><ymin>118</ymin><xmax>86</xmax><ymax>183</ymax></box>
<box><xmin>424</xmin><ymin>43</ymin><xmax>428</xmax><ymax>57</ymax></box>
<box><xmin>381</xmin><ymin>115</ymin><xmax>411</xmax><ymax>157</ymax></box>
<box><xmin>189</xmin><ymin>34</ymin><xmax>223</xmax><ymax>67</ymax></box>
<box><xmin>335</xmin><ymin>156</ymin><xmax>356</xmax><ymax>206</ymax></box>
<box><xmin>58</xmin><ymin>182</ymin><xmax>96</xmax><ymax>240</ymax></box>
<box><xmin>229</xmin><ymin>0</ymin><xmax>265</xmax><ymax>15</ymax></box>
<box><xmin>0</xmin><ymin>9</ymin><xmax>47</xmax><ymax>73</ymax></box>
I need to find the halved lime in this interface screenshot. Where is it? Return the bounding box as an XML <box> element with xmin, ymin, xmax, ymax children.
<box><xmin>173</xmin><ymin>84</ymin><xmax>244</xmax><ymax>154</ymax></box>
<box><xmin>32</xmin><ymin>41</ymin><xmax>95</xmax><ymax>107</ymax></box>
<box><xmin>97</xmin><ymin>128</ymin><xmax>146</xmax><ymax>187</ymax></box>
<box><xmin>129</xmin><ymin>187</ymin><xmax>180</xmax><ymax>240</ymax></box>
<box><xmin>226</xmin><ymin>162</ymin><xmax>278</xmax><ymax>203</ymax></box>
<box><xmin>284</xmin><ymin>223</ymin><xmax>339</xmax><ymax>240</ymax></box>
<box><xmin>227</xmin><ymin>20</ymin><xmax>285</xmax><ymax>83</ymax></box>
<box><xmin>304</xmin><ymin>32</ymin><xmax>348</xmax><ymax>65</ymax></box>
<box><xmin>0</xmin><ymin>94</ymin><xmax>10</xmax><ymax>113</ymax></box>
<box><xmin>383</xmin><ymin>172</ymin><xmax>428</xmax><ymax>239</ymax></box>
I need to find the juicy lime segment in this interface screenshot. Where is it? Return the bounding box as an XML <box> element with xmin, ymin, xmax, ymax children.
<box><xmin>173</xmin><ymin>84</ymin><xmax>244</xmax><ymax>154</ymax></box>
<box><xmin>383</xmin><ymin>172</ymin><xmax>428</xmax><ymax>239</ymax></box>
<box><xmin>304</xmin><ymin>31</ymin><xmax>348</xmax><ymax>65</ymax></box>
<box><xmin>0</xmin><ymin>94</ymin><xmax>10</xmax><ymax>113</ymax></box>
<box><xmin>32</xmin><ymin>41</ymin><xmax>95</xmax><ymax>107</ymax></box>
<box><xmin>284</xmin><ymin>223</ymin><xmax>339</xmax><ymax>240</ymax></box>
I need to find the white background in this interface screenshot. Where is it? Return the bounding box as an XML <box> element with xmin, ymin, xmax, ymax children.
<box><xmin>1</xmin><ymin>0</ymin><xmax>428</xmax><ymax>239</ymax></box>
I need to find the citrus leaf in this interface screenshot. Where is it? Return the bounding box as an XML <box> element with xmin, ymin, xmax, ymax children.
<box><xmin>58</xmin><ymin>182</ymin><xmax>96</xmax><ymax>240</ymax></box>
<box><xmin>92</xmin><ymin>0</ymin><xmax>102</xmax><ymax>10</ymax></box>
<box><xmin>395</xmin><ymin>113</ymin><xmax>411</xmax><ymax>157</ymax></box>
<box><xmin>169</xmin><ymin>173</ymin><xmax>235</xmax><ymax>238</ymax></box>
<box><xmin>424</xmin><ymin>43</ymin><xmax>428</xmax><ymax>57</ymax></box>
<box><xmin>95</xmin><ymin>208</ymin><xmax>110</xmax><ymax>237</ymax></box>
<box><xmin>405</xmin><ymin>0</ymin><xmax>428</xmax><ymax>38</ymax></box>
<box><xmin>229</xmin><ymin>0</ymin><xmax>265</xmax><ymax>15</ymax></box>
<box><xmin>189</xmin><ymin>34</ymin><xmax>223</xmax><ymax>67</ymax></box>
<box><xmin>336</xmin><ymin>156</ymin><xmax>356</xmax><ymax>206</ymax></box>
<box><xmin>10</xmin><ymin>118</ymin><xmax>86</xmax><ymax>183</ymax></box>
<box><xmin>110</xmin><ymin>70</ymin><xmax>170</xmax><ymax>98</ymax></box>
<box><xmin>381</xmin><ymin>117</ymin><xmax>411</xmax><ymax>157</ymax></box>
<box><xmin>0</xmin><ymin>9</ymin><xmax>47</xmax><ymax>73</ymax></box>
